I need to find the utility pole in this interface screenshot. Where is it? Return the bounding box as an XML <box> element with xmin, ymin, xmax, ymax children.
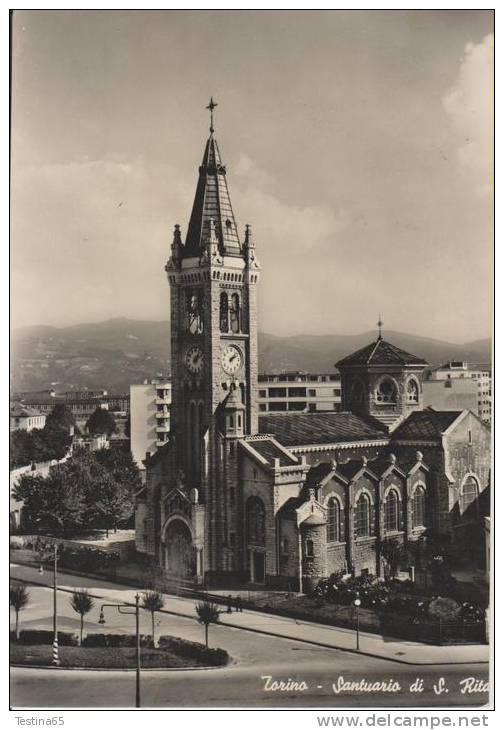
<box><xmin>52</xmin><ymin>544</ymin><xmax>59</xmax><ymax>666</ymax></box>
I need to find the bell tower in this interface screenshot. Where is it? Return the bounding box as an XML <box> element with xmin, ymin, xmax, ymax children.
<box><xmin>165</xmin><ymin>100</ymin><xmax>261</xmax><ymax>571</ymax></box>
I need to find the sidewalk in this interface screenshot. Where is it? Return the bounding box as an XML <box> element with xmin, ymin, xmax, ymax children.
<box><xmin>10</xmin><ymin>562</ymin><xmax>489</xmax><ymax>666</ymax></box>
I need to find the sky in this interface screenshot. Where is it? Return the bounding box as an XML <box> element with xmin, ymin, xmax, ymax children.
<box><xmin>11</xmin><ymin>10</ymin><xmax>493</xmax><ymax>342</ymax></box>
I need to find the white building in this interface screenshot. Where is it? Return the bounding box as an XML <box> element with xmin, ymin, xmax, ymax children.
<box><xmin>428</xmin><ymin>361</ymin><xmax>491</xmax><ymax>423</ymax></box>
<box><xmin>130</xmin><ymin>379</ymin><xmax>171</xmax><ymax>471</ymax></box>
<box><xmin>10</xmin><ymin>404</ymin><xmax>46</xmax><ymax>432</ymax></box>
<box><xmin>257</xmin><ymin>372</ymin><xmax>341</xmax><ymax>413</ymax></box>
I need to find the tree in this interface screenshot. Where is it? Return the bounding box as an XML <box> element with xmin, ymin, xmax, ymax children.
<box><xmin>46</xmin><ymin>404</ymin><xmax>75</xmax><ymax>433</ymax></box>
<box><xmin>10</xmin><ymin>418</ymin><xmax>72</xmax><ymax>470</ymax></box>
<box><xmin>14</xmin><ymin>461</ymin><xmax>87</xmax><ymax>535</ymax></box>
<box><xmin>13</xmin><ymin>450</ymin><xmax>135</xmax><ymax>537</ymax></box>
<box><xmin>10</xmin><ymin>584</ymin><xmax>30</xmax><ymax>640</ymax></box>
<box><xmin>69</xmin><ymin>589</ymin><xmax>94</xmax><ymax>644</ymax></box>
<box><xmin>86</xmin><ymin>407</ymin><xmax>117</xmax><ymax>437</ymax></box>
<box><xmin>195</xmin><ymin>601</ymin><xmax>220</xmax><ymax>648</ymax></box>
<box><xmin>94</xmin><ymin>448</ymin><xmax>142</xmax><ymax>496</ymax></box>
<box><xmin>142</xmin><ymin>591</ymin><xmax>165</xmax><ymax>647</ymax></box>
<box><xmin>84</xmin><ymin>470</ymin><xmax>134</xmax><ymax>537</ymax></box>
<box><xmin>380</xmin><ymin>539</ymin><xmax>406</xmax><ymax>578</ymax></box>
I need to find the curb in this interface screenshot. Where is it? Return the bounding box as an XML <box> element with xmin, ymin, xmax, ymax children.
<box><xmin>10</xmin><ymin>663</ymin><xmax>229</xmax><ymax>673</ymax></box>
<box><xmin>11</xmin><ymin>573</ymin><xmax>489</xmax><ymax>668</ymax></box>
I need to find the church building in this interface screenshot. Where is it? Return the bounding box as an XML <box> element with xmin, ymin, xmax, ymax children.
<box><xmin>135</xmin><ymin>104</ymin><xmax>491</xmax><ymax>590</ymax></box>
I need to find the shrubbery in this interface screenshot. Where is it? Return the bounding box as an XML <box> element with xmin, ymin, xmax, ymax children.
<box><xmin>17</xmin><ymin>535</ymin><xmax>121</xmax><ymax>574</ymax></box>
<box><xmin>158</xmin><ymin>635</ymin><xmax>229</xmax><ymax>666</ymax></box>
<box><xmin>11</xmin><ymin>629</ymin><xmax>79</xmax><ymax>646</ymax></box>
<box><xmin>82</xmin><ymin>633</ymin><xmax>152</xmax><ymax>648</ymax></box>
<box><xmin>311</xmin><ymin>571</ymin><xmax>486</xmax><ymax>625</ymax></box>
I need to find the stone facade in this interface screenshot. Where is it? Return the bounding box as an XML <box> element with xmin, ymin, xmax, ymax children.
<box><xmin>136</xmin><ymin>118</ymin><xmax>491</xmax><ymax>591</ymax></box>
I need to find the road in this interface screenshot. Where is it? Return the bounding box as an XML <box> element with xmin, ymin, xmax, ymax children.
<box><xmin>10</xmin><ymin>579</ymin><xmax>489</xmax><ymax>709</ymax></box>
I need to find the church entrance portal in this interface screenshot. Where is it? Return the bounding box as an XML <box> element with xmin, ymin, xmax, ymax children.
<box><xmin>165</xmin><ymin>520</ymin><xmax>195</xmax><ymax>577</ymax></box>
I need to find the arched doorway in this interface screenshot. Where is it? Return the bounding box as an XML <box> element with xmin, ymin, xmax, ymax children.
<box><xmin>164</xmin><ymin>519</ymin><xmax>195</xmax><ymax>577</ymax></box>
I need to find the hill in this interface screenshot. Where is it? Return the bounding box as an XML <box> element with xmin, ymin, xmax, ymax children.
<box><xmin>11</xmin><ymin>318</ymin><xmax>492</xmax><ymax>393</ymax></box>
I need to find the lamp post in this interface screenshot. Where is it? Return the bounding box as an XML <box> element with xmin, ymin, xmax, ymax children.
<box><xmin>99</xmin><ymin>594</ymin><xmax>141</xmax><ymax>708</ymax></box>
<box><xmin>354</xmin><ymin>595</ymin><xmax>361</xmax><ymax>651</ymax></box>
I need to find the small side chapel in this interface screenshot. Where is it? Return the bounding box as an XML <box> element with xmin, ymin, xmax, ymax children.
<box><xmin>135</xmin><ymin>103</ymin><xmax>491</xmax><ymax>590</ymax></box>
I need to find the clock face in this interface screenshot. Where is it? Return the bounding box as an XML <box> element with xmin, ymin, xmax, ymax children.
<box><xmin>221</xmin><ymin>345</ymin><xmax>243</xmax><ymax>375</ymax></box>
<box><xmin>185</xmin><ymin>346</ymin><xmax>204</xmax><ymax>374</ymax></box>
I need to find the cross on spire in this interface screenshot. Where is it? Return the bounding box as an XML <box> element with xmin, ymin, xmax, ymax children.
<box><xmin>206</xmin><ymin>97</ymin><xmax>218</xmax><ymax>133</ymax></box>
<box><xmin>377</xmin><ymin>314</ymin><xmax>383</xmax><ymax>340</ymax></box>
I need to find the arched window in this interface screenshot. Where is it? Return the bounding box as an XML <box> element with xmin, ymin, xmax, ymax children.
<box><xmin>327</xmin><ymin>497</ymin><xmax>340</xmax><ymax>542</ymax></box>
<box><xmin>460</xmin><ymin>476</ymin><xmax>479</xmax><ymax>516</ymax></box>
<box><xmin>376</xmin><ymin>378</ymin><xmax>398</xmax><ymax>404</ymax></box>
<box><xmin>412</xmin><ymin>485</ymin><xmax>426</xmax><ymax>528</ymax></box>
<box><xmin>384</xmin><ymin>490</ymin><xmax>400</xmax><ymax>532</ymax></box>
<box><xmin>246</xmin><ymin>497</ymin><xmax>266</xmax><ymax>546</ymax></box>
<box><xmin>305</xmin><ymin>539</ymin><xmax>314</xmax><ymax>557</ymax></box>
<box><xmin>230</xmin><ymin>292</ymin><xmax>241</xmax><ymax>333</ymax></box>
<box><xmin>220</xmin><ymin>292</ymin><xmax>229</xmax><ymax>332</ymax></box>
<box><xmin>355</xmin><ymin>493</ymin><xmax>371</xmax><ymax>537</ymax></box>
<box><xmin>406</xmin><ymin>379</ymin><xmax>419</xmax><ymax>404</ymax></box>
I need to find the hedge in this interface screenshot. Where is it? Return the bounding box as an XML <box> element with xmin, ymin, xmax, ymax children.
<box><xmin>82</xmin><ymin>633</ymin><xmax>152</xmax><ymax>648</ymax></box>
<box><xmin>158</xmin><ymin>635</ymin><xmax>228</xmax><ymax>666</ymax></box>
<box><xmin>10</xmin><ymin>629</ymin><xmax>78</xmax><ymax>646</ymax></box>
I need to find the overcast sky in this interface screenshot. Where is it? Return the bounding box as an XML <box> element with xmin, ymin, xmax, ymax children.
<box><xmin>11</xmin><ymin>10</ymin><xmax>493</xmax><ymax>342</ymax></box>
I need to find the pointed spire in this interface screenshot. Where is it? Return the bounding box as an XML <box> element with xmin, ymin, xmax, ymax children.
<box><xmin>166</xmin><ymin>223</ymin><xmax>183</xmax><ymax>270</ymax></box>
<box><xmin>244</xmin><ymin>224</ymin><xmax>253</xmax><ymax>247</ymax></box>
<box><xmin>184</xmin><ymin>104</ymin><xmax>241</xmax><ymax>258</ymax></box>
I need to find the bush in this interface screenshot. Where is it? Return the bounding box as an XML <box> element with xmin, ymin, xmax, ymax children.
<box><xmin>82</xmin><ymin>633</ymin><xmax>152</xmax><ymax>648</ymax></box>
<box><xmin>10</xmin><ymin>537</ymin><xmax>24</xmax><ymax>550</ymax></box>
<box><xmin>12</xmin><ymin>629</ymin><xmax>78</xmax><ymax>646</ymax></box>
<box><xmin>199</xmin><ymin>647</ymin><xmax>229</xmax><ymax>666</ymax></box>
<box><xmin>158</xmin><ymin>635</ymin><xmax>206</xmax><ymax>657</ymax></box>
<box><xmin>158</xmin><ymin>635</ymin><xmax>229</xmax><ymax>665</ymax></box>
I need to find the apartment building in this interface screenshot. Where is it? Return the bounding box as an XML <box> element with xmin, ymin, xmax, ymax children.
<box><xmin>130</xmin><ymin>379</ymin><xmax>171</xmax><ymax>470</ymax></box>
<box><xmin>428</xmin><ymin>361</ymin><xmax>491</xmax><ymax>423</ymax></box>
<box><xmin>257</xmin><ymin>372</ymin><xmax>342</xmax><ymax>413</ymax></box>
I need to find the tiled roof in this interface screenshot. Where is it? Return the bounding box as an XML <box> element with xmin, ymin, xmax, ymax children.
<box><xmin>245</xmin><ymin>438</ymin><xmax>298</xmax><ymax>467</ymax></box>
<box><xmin>336</xmin><ymin>337</ymin><xmax>428</xmax><ymax>368</ymax></box>
<box><xmin>183</xmin><ymin>133</ymin><xmax>241</xmax><ymax>257</ymax></box>
<box><xmin>391</xmin><ymin>409</ymin><xmax>462</xmax><ymax>441</ymax></box>
<box><xmin>10</xmin><ymin>404</ymin><xmax>44</xmax><ymax>418</ymax></box>
<box><xmin>258</xmin><ymin>412</ymin><xmax>388</xmax><ymax>448</ymax></box>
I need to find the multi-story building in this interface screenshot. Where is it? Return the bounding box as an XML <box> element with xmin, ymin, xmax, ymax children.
<box><xmin>63</xmin><ymin>389</ymin><xmax>108</xmax><ymax>400</ymax></box>
<box><xmin>10</xmin><ymin>404</ymin><xmax>46</xmax><ymax>432</ymax></box>
<box><xmin>422</xmin><ymin>378</ymin><xmax>479</xmax><ymax>414</ymax></box>
<box><xmin>428</xmin><ymin>361</ymin><xmax>491</xmax><ymax>423</ymax></box>
<box><xmin>257</xmin><ymin>372</ymin><xmax>341</xmax><ymax>413</ymax></box>
<box><xmin>130</xmin><ymin>379</ymin><xmax>171</xmax><ymax>471</ymax></box>
<box><xmin>17</xmin><ymin>393</ymin><xmax>109</xmax><ymax>428</ymax></box>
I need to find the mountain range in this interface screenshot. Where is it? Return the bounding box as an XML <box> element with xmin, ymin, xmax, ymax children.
<box><xmin>11</xmin><ymin>318</ymin><xmax>492</xmax><ymax>394</ymax></box>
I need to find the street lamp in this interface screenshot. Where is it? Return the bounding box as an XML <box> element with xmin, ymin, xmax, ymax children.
<box><xmin>99</xmin><ymin>594</ymin><xmax>141</xmax><ymax>708</ymax></box>
<box><xmin>354</xmin><ymin>595</ymin><xmax>361</xmax><ymax>651</ymax></box>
